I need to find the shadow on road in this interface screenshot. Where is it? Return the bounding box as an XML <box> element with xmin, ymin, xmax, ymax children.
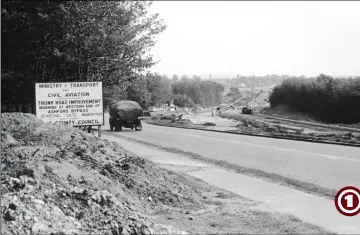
<box><xmin>104</xmin><ymin>129</ymin><xmax>139</xmax><ymax>133</ymax></box>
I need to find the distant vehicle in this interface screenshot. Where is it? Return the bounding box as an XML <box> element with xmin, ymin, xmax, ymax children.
<box><xmin>109</xmin><ymin>100</ymin><xmax>143</xmax><ymax>131</ymax></box>
<box><xmin>215</xmin><ymin>106</ymin><xmax>227</xmax><ymax>115</ymax></box>
<box><xmin>242</xmin><ymin>105</ymin><xmax>253</xmax><ymax>114</ymax></box>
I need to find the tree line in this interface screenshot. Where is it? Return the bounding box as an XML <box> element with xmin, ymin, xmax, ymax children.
<box><xmin>229</xmin><ymin>74</ymin><xmax>308</xmax><ymax>87</ymax></box>
<box><xmin>1</xmin><ymin>1</ymin><xmax>224</xmax><ymax>112</ymax></box>
<box><xmin>269</xmin><ymin>74</ymin><xmax>360</xmax><ymax>124</ymax></box>
<box><xmin>172</xmin><ymin>75</ymin><xmax>224</xmax><ymax>107</ymax></box>
<box><xmin>105</xmin><ymin>74</ymin><xmax>225</xmax><ymax>109</ymax></box>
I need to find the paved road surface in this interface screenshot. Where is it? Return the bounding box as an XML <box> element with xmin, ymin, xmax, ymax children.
<box><xmin>99</xmin><ymin>123</ymin><xmax>360</xmax><ymax>234</ymax></box>
<box><xmin>106</xmin><ymin>121</ymin><xmax>360</xmax><ymax>192</ymax></box>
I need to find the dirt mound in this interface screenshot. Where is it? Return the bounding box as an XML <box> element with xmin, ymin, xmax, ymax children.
<box><xmin>149</xmin><ymin>113</ymin><xmax>193</xmax><ymax>125</ymax></box>
<box><xmin>220</xmin><ymin>111</ymin><xmax>360</xmax><ymax>144</ymax></box>
<box><xmin>232</xmin><ymin>115</ymin><xmax>289</xmax><ymax>134</ymax></box>
<box><xmin>1</xmin><ymin>112</ymin><xmax>202</xmax><ymax>235</ymax></box>
<box><xmin>150</xmin><ymin>113</ymin><xmax>175</xmax><ymax>121</ymax></box>
<box><xmin>178</xmin><ymin>119</ymin><xmax>193</xmax><ymax>125</ymax></box>
<box><xmin>202</xmin><ymin>122</ymin><xmax>216</xmax><ymax>127</ymax></box>
<box><xmin>260</xmin><ymin>104</ymin><xmax>318</xmax><ymax>122</ymax></box>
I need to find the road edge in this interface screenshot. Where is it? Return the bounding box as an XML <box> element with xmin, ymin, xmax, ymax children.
<box><xmin>145</xmin><ymin>121</ymin><xmax>360</xmax><ymax>148</ymax></box>
<box><xmin>255</xmin><ymin>113</ymin><xmax>360</xmax><ymax>133</ymax></box>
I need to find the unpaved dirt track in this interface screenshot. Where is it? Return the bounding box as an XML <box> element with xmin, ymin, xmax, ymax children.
<box><xmin>103</xmin><ymin>121</ymin><xmax>360</xmax><ymax>195</ymax></box>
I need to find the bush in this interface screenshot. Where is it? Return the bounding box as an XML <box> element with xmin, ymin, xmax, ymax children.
<box><xmin>269</xmin><ymin>75</ymin><xmax>360</xmax><ymax>124</ymax></box>
<box><xmin>172</xmin><ymin>94</ymin><xmax>195</xmax><ymax>107</ymax></box>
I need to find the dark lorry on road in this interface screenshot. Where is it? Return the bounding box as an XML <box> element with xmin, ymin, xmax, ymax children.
<box><xmin>109</xmin><ymin>100</ymin><xmax>143</xmax><ymax>132</ymax></box>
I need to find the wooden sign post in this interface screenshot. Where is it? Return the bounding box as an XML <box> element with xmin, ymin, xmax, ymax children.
<box><xmin>98</xmin><ymin>125</ymin><xmax>101</xmax><ymax>138</ymax></box>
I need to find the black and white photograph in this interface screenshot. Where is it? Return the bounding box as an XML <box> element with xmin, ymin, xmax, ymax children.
<box><xmin>1</xmin><ymin>1</ymin><xmax>360</xmax><ymax>234</ymax></box>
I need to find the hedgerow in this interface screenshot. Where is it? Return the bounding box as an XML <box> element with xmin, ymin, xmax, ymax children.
<box><xmin>269</xmin><ymin>74</ymin><xmax>360</xmax><ymax>124</ymax></box>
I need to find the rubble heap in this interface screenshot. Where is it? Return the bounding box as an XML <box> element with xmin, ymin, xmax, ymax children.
<box><xmin>1</xmin><ymin>113</ymin><xmax>200</xmax><ymax>235</ymax></box>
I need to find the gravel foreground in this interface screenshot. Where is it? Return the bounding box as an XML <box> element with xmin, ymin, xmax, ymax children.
<box><xmin>1</xmin><ymin>113</ymin><xmax>192</xmax><ymax>235</ymax></box>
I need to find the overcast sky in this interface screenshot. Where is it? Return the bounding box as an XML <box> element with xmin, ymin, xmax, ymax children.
<box><xmin>148</xmin><ymin>1</ymin><xmax>360</xmax><ymax>78</ymax></box>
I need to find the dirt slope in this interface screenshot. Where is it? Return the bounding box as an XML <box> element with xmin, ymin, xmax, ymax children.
<box><xmin>1</xmin><ymin>113</ymin><xmax>207</xmax><ymax>235</ymax></box>
<box><xmin>260</xmin><ymin>104</ymin><xmax>319</xmax><ymax>122</ymax></box>
<box><xmin>260</xmin><ymin>104</ymin><xmax>360</xmax><ymax>129</ymax></box>
<box><xmin>222</xmin><ymin>87</ymin><xmax>273</xmax><ymax>108</ymax></box>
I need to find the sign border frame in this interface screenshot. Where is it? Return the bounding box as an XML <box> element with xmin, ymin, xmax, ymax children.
<box><xmin>34</xmin><ymin>81</ymin><xmax>105</xmax><ymax>127</ymax></box>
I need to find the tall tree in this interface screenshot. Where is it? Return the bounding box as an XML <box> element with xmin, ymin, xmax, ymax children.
<box><xmin>145</xmin><ymin>73</ymin><xmax>172</xmax><ymax>106</ymax></box>
<box><xmin>1</xmin><ymin>1</ymin><xmax>166</xmax><ymax>112</ymax></box>
<box><xmin>172</xmin><ymin>74</ymin><xmax>179</xmax><ymax>83</ymax></box>
<box><xmin>172</xmin><ymin>76</ymin><xmax>224</xmax><ymax>107</ymax></box>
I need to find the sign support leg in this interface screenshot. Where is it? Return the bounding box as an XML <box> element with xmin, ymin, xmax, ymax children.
<box><xmin>98</xmin><ymin>125</ymin><xmax>101</xmax><ymax>138</ymax></box>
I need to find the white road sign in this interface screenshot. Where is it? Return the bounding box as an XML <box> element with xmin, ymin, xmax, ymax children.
<box><xmin>35</xmin><ymin>82</ymin><xmax>104</xmax><ymax>126</ymax></box>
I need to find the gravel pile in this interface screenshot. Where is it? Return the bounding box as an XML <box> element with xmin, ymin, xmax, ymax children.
<box><xmin>1</xmin><ymin>112</ymin><xmax>199</xmax><ymax>235</ymax></box>
<box><xmin>149</xmin><ymin>113</ymin><xmax>193</xmax><ymax>125</ymax></box>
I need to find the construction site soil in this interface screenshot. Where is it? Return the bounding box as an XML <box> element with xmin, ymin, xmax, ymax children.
<box><xmin>1</xmin><ymin>113</ymin><xmax>195</xmax><ymax>234</ymax></box>
<box><xmin>147</xmin><ymin>113</ymin><xmax>360</xmax><ymax>146</ymax></box>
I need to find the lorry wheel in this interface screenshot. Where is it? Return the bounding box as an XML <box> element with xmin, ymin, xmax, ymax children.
<box><xmin>135</xmin><ymin>121</ymin><xmax>142</xmax><ymax>131</ymax></box>
<box><xmin>135</xmin><ymin>124</ymin><xmax>142</xmax><ymax>131</ymax></box>
<box><xmin>110</xmin><ymin>124</ymin><xmax>114</xmax><ymax>131</ymax></box>
<box><xmin>115</xmin><ymin>125</ymin><xmax>122</xmax><ymax>131</ymax></box>
<box><xmin>115</xmin><ymin>120</ymin><xmax>122</xmax><ymax>131</ymax></box>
